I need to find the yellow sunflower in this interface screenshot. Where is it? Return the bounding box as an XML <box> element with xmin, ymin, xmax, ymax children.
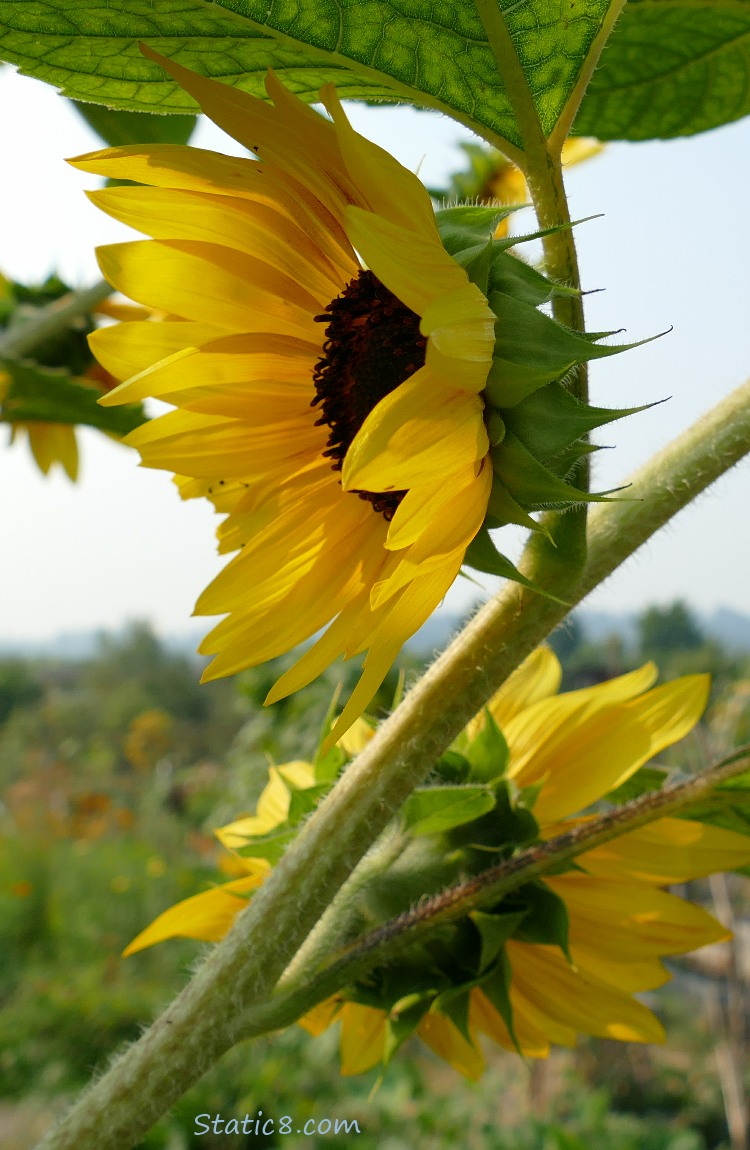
<box><xmin>122</xmin><ymin>650</ymin><xmax>750</xmax><ymax>1079</ymax></box>
<box><xmin>71</xmin><ymin>49</ymin><xmax>639</xmax><ymax>743</ymax></box>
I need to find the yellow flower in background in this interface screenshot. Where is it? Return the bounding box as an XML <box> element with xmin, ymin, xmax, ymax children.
<box><xmin>70</xmin><ymin>49</ymin><xmax>495</xmax><ymax>745</ymax></box>
<box><xmin>122</xmin><ymin>760</ymin><xmax>315</xmax><ymax>956</ymax></box>
<box><xmin>6</xmin><ymin>418</ymin><xmax>80</xmax><ymax>480</ymax></box>
<box><xmin>437</xmin><ymin>137</ymin><xmax>603</xmax><ymax>237</ymax></box>
<box><xmin>123</xmin><ymin>650</ymin><xmax>750</xmax><ymax>1078</ymax></box>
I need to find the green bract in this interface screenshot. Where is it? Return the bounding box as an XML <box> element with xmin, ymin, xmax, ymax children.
<box><xmin>435</xmin><ymin>205</ymin><xmax>653</xmax><ymax>591</ymax></box>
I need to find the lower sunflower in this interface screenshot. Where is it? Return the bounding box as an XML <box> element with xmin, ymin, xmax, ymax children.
<box><xmin>123</xmin><ymin>650</ymin><xmax>750</xmax><ymax>1078</ymax></box>
<box><xmin>72</xmin><ymin>49</ymin><xmax>645</xmax><ymax>742</ymax></box>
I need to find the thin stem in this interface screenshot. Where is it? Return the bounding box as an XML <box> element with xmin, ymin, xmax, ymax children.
<box><xmin>0</xmin><ymin>279</ymin><xmax>112</xmax><ymax>359</ymax></box>
<box><xmin>36</xmin><ymin>375</ymin><xmax>750</xmax><ymax>1150</ymax></box>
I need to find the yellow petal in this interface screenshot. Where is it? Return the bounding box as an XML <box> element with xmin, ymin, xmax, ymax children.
<box><xmin>89</xmin><ymin>321</ymin><xmax>225</xmax><ymax>384</ymax></box>
<box><xmin>122</xmin><ymin>873</ymin><xmax>266</xmax><ymax>956</ymax></box>
<box><xmin>470</xmin><ymin>988</ymin><xmax>551</xmax><ymax>1058</ymax></box>
<box><xmin>372</xmin><ymin>461</ymin><xmax>491</xmax><ymax>607</ymax></box>
<box><xmin>339</xmin><ymin>1003</ymin><xmax>387</xmax><ymax>1075</ymax></box>
<box><xmin>88</xmin><ymin>185</ymin><xmax>342</xmax><ymax>301</ymax></box>
<box><xmin>507</xmin><ymin>942</ymin><xmax>666</xmax><ymax>1044</ymax></box>
<box><xmin>344</xmin><ymin>205</ymin><xmax>469</xmax><ymax>316</ymax></box>
<box><xmin>139</xmin><ymin>47</ymin><xmax>351</xmax><ymax>224</ymax></box>
<box><xmin>100</xmin><ymin>332</ymin><xmax>318</xmax><ymax>409</ymax></box>
<box><xmin>96</xmin><ymin>240</ymin><xmax>319</xmax><ymax>337</ymax></box>
<box><xmin>505</xmin><ymin>698</ymin><xmax>651</xmax><ymax>823</ymax></box>
<box><xmin>298</xmin><ymin>998</ymin><xmax>341</xmax><ymax>1037</ymax></box>
<box><xmin>342</xmin><ymin>369</ymin><xmax>488</xmax><ymax>493</ymax></box>
<box><xmin>385</xmin><ymin>463</ymin><xmax>479</xmax><ymax>550</ymax></box>
<box><xmin>471</xmin><ymin>647</ymin><xmax>562</xmax><ymax>737</ymax></box>
<box><xmin>337</xmin><ymin>717</ymin><xmax>376</xmax><ymax>756</ymax></box>
<box><xmin>562</xmin><ymin>661</ymin><xmax>658</xmax><ymax>707</ymax></box>
<box><xmin>581</xmin><ymin>817</ymin><xmax>750</xmax><ymax>884</ymax></box>
<box><xmin>27</xmin><ymin>423</ymin><xmax>79</xmax><ymax>480</ymax></box>
<box><xmin>506</xmin><ymin>674</ymin><xmax>709</xmax><ymax>824</ymax></box>
<box><xmin>216</xmin><ymin>761</ymin><xmax>315</xmax><ymax>848</ymax></box>
<box><xmin>126</xmin><ymin>409</ymin><xmax>325</xmax><ymax>481</ymax></box>
<box><xmin>321</xmin><ymin>86</ymin><xmax>437</xmax><ymax>234</ymax></box>
<box><xmin>416</xmin><ymin>1012</ymin><xmax>485</xmax><ymax>1080</ymax></box>
<box><xmin>71</xmin><ymin>140</ymin><xmax>355</xmax><ymax>274</ymax></box>
<box><xmin>549</xmin><ymin>874</ymin><xmax>731</xmax><ymax>955</ymax></box>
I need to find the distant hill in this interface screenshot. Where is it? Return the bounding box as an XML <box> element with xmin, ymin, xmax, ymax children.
<box><xmin>3</xmin><ymin>604</ymin><xmax>750</xmax><ymax>660</ymax></box>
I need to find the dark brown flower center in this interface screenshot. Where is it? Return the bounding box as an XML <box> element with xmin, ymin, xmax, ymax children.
<box><xmin>312</xmin><ymin>270</ymin><xmax>427</xmax><ymax>520</ymax></box>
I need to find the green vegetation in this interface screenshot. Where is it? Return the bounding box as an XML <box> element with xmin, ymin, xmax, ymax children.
<box><xmin>1</xmin><ymin>613</ymin><xmax>748</xmax><ymax>1148</ymax></box>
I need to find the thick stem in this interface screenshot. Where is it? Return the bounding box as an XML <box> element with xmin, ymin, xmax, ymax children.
<box><xmin>36</xmin><ymin>375</ymin><xmax>750</xmax><ymax>1150</ymax></box>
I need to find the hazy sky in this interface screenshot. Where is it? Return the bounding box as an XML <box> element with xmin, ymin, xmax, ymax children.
<box><xmin>2</xmin><ymin>65</ymin><xmax>749</xmax><ymax>643</ymax></box>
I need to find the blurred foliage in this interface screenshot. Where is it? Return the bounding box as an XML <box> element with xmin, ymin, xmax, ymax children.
<box><xmin>1</xmin><ymin>616</ymin><xmax>749</xmax><ymax>1147</ymax></box>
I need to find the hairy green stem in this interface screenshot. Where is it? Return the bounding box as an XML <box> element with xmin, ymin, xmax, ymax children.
<box><xmin>237</xmin><ymin>745</ymin><xmax>750</xmax><ymax>1037</ymax></box>
<box><xmin>36</xmin><ymin>372</ymin><xmax>750</xmax><ymax>1150</ymax></box>
<box><xmin>0</xmin><ymin>279</ymin><xmax>112</xmax><ymax>359</ymax></box>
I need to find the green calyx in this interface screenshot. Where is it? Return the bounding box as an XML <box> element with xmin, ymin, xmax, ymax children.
<box><xmin>334</xmin><ymin>710</ymin><xmax>569</xmax><ymax>1066</ymax></box>
<box><xmin>226</xmin><ymin>708</ymin><xmax>571</xmax><ymax>1070</ymax></box>
<box><xmin>435</xmin><ymin>205</ymin><xmax>657</xmax><ymax>597</ymax></box>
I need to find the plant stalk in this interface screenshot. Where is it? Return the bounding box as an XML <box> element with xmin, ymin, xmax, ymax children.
<box><xmin>0</xmin><ymin>279</ymin><xmax>112</xmax><ymax>359</ymax></box>
<box><xmin>36</xmin><ymin>373</ymin><xmax>750</xmax><ymax>1150</ymax></box>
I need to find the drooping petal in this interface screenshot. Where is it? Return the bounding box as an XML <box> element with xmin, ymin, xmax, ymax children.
<box><xmin>216</xmin><ymin>762</ymin><xmax>316</xmax><ymax>848</ymax></box>
<box><xmin>580</xmin><ymin>817</ymin><xmax>750</xmax><ymax>884</ymax></box>
<box><xmin>477</xmin><ymin>647</ymin><xmax>563</xmax><ymax>733</ymax></box>
<box><xmin>548</xmin><ymin>874</ymin><xmax>731</xmax><ymax>956</ymax></box>
<box><xmin>122</xmin><ymin>873</ymin><xmax>266</xmax><ymax>956</ymax></box>
<box><xmin>416</xmin><ymin>1012</ymin><xmax>485</xmax><ymax>1080</ymax></box>
<box><xmin>339</xmin><ymin>1003</ymin><xmax>387</xmax><ymax>1075</ymax></box>
<box><xmin>507</xmin><ymin>942</ymin><xmax>667</xmax><ymax>1044</ymax></box>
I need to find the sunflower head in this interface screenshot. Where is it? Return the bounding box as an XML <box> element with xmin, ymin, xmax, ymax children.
<box><xmin>122</xmin><ymin>648</ymin><xmax>750</xmax><ymax>1078</ymax></box>
<box><xmin>72</xmin><ymin>50</ymin><xmax>648</xmax><ymax>741</ymax></box>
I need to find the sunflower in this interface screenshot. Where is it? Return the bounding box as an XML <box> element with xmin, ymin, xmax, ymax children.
<box><xmin>121</xmin><ymin>650</ymin><xmax>750</xmax><ymax>1079</ymax></box>
<box><xmin>71</xmin><ymin>49</ymin><xmax>640</xmax><ymax>743</ymax></box>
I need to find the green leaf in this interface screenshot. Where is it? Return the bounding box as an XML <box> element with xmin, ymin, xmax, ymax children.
<box><xmin>465</xmin><ymin>708</ymin><xmax>510</xmax><ymax>784</ymax></box>
<box><xmin>71</xmin><ymin>99</ymin><xmax>197</xmax><ymax>146</ymax></box>
<box><xmin>401</xmin><ymin>785</ymin><xmax>496</xmax><ymax>837</ymax></box>
<box><xmin>436</xmin><ymin>205</ymin><xmax>524</xmax><ymax>256</ymax></box>
<box><xmin>487</xmin><ymin>292</ymin><xmax>649</xmax><ymax>409</ymax></box>
<box><xmin>431</xmin><ymin>986</ymin><xmax>474</xmax><ymax>1042</ymax></box>
<box><xmin>576</xmin><ymin>0</ymin><xmax>750</xmax><ymax>141</ymax></box>
<box><xmin>0</xmin><ymin>359</ymin><xmax>145</xmax><ymax>437</ymax></box>
<box><xmin>0</xmin><ymin>0</ymin><xmax>624</xmax><ymax>151</ymax></box>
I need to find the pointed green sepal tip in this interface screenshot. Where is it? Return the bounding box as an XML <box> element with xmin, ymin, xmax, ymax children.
<box><xmin>501</xmin><ymin>380</ymin><xmax>656</xmax><ymax>463</ymax></box>
<box><xmin>490</xmin><ymin>431</ymin><xmax>626</xmax><ymax>510</ymax></box>
<box><xmin>435</xmin><ymin>204</ymin><xmax>527</xmax><ymax>257</ymax></box>
<box><xmin>463</xmin><ymin>528</ymin><xmax>570</xmax><ymax>605</ymax></box>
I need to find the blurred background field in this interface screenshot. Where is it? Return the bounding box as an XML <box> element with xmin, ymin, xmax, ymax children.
<box><xmin>1</xmin><ymin>604</ymin><xmax>749</xmax><ymax>1149</ymax></box>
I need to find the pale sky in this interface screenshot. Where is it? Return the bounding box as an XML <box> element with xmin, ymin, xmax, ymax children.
<box><xmin>1</xmin><ymin>65</ymin><xmax>749</xmax><ymax>643</ymax></box>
